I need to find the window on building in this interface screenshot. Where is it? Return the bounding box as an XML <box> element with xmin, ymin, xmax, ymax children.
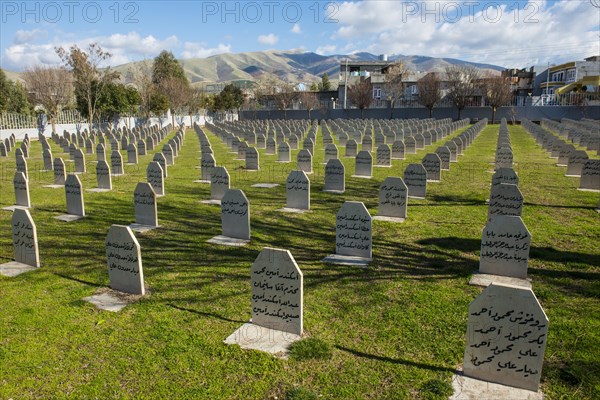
<box><xmin>566</xmin><ymin>69</ymin><xmax>576</xmax><ymax>83</ymax></box>
<box><xmin>373</xmin><ymin>87</ymin><xmax>381</xmax><ymax>99</ymax></box>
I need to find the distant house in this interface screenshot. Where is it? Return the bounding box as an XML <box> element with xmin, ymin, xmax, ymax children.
<box><xmin>502</xmin><ymin>67</ymin><xmax>535</xmax><ymax>97</ymax></box>
<box><xmin>540</xmin><ymin>55</ymin><xmax>600</xmax><ymax>96</ymax></box>
<box><xmin>337</xmin><ymin>56</ymin><xmax>394</xmax><ymax>107</ymax></box>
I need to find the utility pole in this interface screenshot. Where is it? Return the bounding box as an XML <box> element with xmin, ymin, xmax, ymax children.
<box><xmin>343</xmin><ymin>58</ymin><xmax>348</xmax><ymax>109</ymax></box>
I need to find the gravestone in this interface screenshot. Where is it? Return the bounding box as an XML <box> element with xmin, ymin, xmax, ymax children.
<box><xmin>208</xmin><ymin>166</ymin><xmax>230</xmax><ymax>203</ymax></box>
<box><xmin>565</xmin><ymin>150</ymin><xmax>589</xmax><ymax>177</ymax></box>
<box><xmin>257</xmin><ymin>134</ymin><xmax>266</xmax><ymax>148</ymax></box>
<box><xmin>303</xmin><ymin>138</ymin><xmax>314</xmax><ymax>155</ymax></box>
<box><xmin>200</xmin><ymin>154</ymin><xmax>216</xmax><ymax>182</ymax></box>
<box><xmin>137</xmin><ymin>139</ymin><xmax>146</xmax><ymax>156</ymax></box>
<box><xmin>13</xmin><ymin>172</ymin><xmax>31</xmax><ymax>208</ymax></box>
<box><xmin>289</xmin><ymin>134</ymin><xmax>299</xmax><ymax>149</ymax></box>
<box><xmin>132</xmin><ymin>182</ymin><xmax>158</xmax><ymax>230</ymax></box>
<box><xmin>96</xmin><ymin>143</ymin><xmax>106</xmax><ymax>162</ymax></box>
<box><xmin>345</xmin><ymin>139</ymin><xmax>358</xmax><ymax>157</ymax></box>
<box><xmin>0</xmin><ymin>209</ymin><xmax>40</xmax><ymax>276</ymax></box>
<box><xmin>284</xmin><ymin>170</ymin><xmax>310</xmax><ymax>211</ymax></box>
<box><xmin>297</xmin><ymin>149</ymin><xmax>312</xmax><ymax>174</ymax></box>
<box><xmin>208</xmin><ymin>189</ymin><xmax>250</xmax><ymax>245</ymax></box>
<box><xmin>16</xmin><ymin>154</ymin><xmax>27</xmax><ymax>178</ymax></box>
<box><xmin>106</xmin><ymin>225</ymin><xmax>145</xmax><ymax>295</ymax></box>
<box><xmin>404</xmin><ymin>163</ymin><xmax>427</xmax><ymax>199</ymax></box>
<box><xmin>111</xmin><ymin>150</ymin><xmax>124</xmax><ymax>175</ymax></box>
<box><xmin>250</xmin><ymin>247</ymin><xmax>303</xmax><ymax>335</ymax></box>
<box><xmin>153</xmin><ymin>153</ymin><xmax>168</xmax><ymax>178</ymax></box>
<box><xmin>0</xmin><ymin>142</ymin><xmax>6</xmax><ymax>157</ymax></box>
<box><xmin>95</xmin><ymin>160</ymin><xmax>112</xmax><ymax>191</ymax></box>
<box><xmin>43</xmin><ymin>148</ymin><xmax>53</xmax><ymax>170</ymax></box>
<box><xmin>147</xmin><ymin>162</ymin><xmax>165</xmax><ymax>196</ymax></box>
<box><xmin>323</xmin><ymin>201</ymin><xmax>372</xmax><ymax>264</ymax></box>
<box><xmin>463</xmin><ymin>283</ymin><xmax>548</xmax><ymax>392</ymax></box>
<box><xmin>495</xmin><ymin>147</ymin><xmax>513</xmax><ymax>170</ymax></box>
<box><xmin>362</xmin><ymin>136</ymin><xmax>373</xmax><ymax>152</ymax></box>
<box><xmin>579</xmin><ymin>159</ymin><xmax>600</xmax><ymax>191</ymax></box>
<box><xmin>435</xmin><ymin>146</ymin><xmax>451</xmax><ymax>170</ymax></box>
<box><xmin>480</xmin><ymin>215</ymin><xmax>531</xmax><ymax>279</ymax></box>
<box><xmin>488</xmin><ymin>183</ymin><xmax>524</xmax><ymax>219</ymax></box>
<box><xmin>162</xmin><ymin>144</ymin><xmax>175</xmax><ymax>166</ymax></box>
<box><xmin>324</xmin><ymin>159</ymin><xmax>345</xmax><ymax>193</ymax></box>
<box><xmin>324</xmin><ymin>143</ymin><xmax>338</xmax><ymax>163</ymax></box>
<box><xmin>53</xmin><ymin>157</ymin><xmax>66</xmax><ymax>185</ymax></box>
<box><xmin>391</xmin><ymin>140</ymin><xmax>405</xmax><ymax>159</ymax></box>
<box><xmin>491</xmin><ymin>168</ymin><xmax>519</xmax><ymax>190</ymax></box>
<box><xmin>354</xmin><ymin>151</ymin><xmax>373</xmax><ymax>178</ymax></box>
<box><xmin>246</xmin><ymin>147</ymin><xmax>259</xmax><ymax>170</ymax></box>
<box><xmin>266</xmin><ymin>137</ymin><xmax>277</xmax><ymax>154</ymax></box>
<box><xmin>422</xmin><ymin>153</ymin><xmax>442</xmax><ymax>182</ymax></box>
<box><xmin>375</xmin><ymin>144</ymin><xmax>391</xmax><ymax>167</ymax></box>
<box><xmin>445</xmin><ymin>141</ymin><xmax>458</xmax><ymax>162</ymax></box>
<box><xmin>74</xmin><ymin>149</ymin><xmax>86</xmax><ymax>173</ymax></box>
<box><xmin>127</xmin><ymin>144</ymin><xmax>138</xmax><ymax>164</ymax></box>
<box><xmin>374</xmin><ymin>177</ymin><xmax>407</xmax><ymax>222</ymax></box>
<box><xmin>278</xmin><ymin>142</ymin><xmax>290</xmax><ymax>162</ymax></box>
<box><xmin>56</xmin><ymin>174</ymin><xmax>85</xmax><ymax>221</ymax></box>
<box><xmin>405</xmin><ymin>137</ymin><xmax>417</xmax><ymax>154</ymax></box>
<box><xmin>414</xmin><ymin>133</ymin><xmax>425</xmax><ymax>149</ymax></box>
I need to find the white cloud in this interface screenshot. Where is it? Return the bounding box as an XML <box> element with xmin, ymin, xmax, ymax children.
<box><xmin>181</xmin><ymin>42</ymin><xmax>231</xmax><ymax>59</ymax></box>
<box><xmin>291</xmin><ymin>23</ymin><xmax>302</xmax><ymax>34</ymax></box>
<box><xmin>3</xmin><ymin>32</ymin><xmax>181</xmax><ymax>70</ymax></box>
<box><xmin>14</xmin><ymin>29</ymin><xmax>48</xmax><ymax>45</ymax></box>
<box><xmin>257</xmin><ymin>33</ymin><xmax>278</xmax><ymax>46</ymax></box>
<box><xmin>331</xmin><ymin>0</ymin><xmax>600</xmax><ymax>66</ymax></box>
<box><xmin>316</xmin><ymin>45</ymin><xmax>337</xmax><ymax>55</ymax></box>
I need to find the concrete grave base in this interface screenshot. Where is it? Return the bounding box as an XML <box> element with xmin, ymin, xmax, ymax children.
<box><xmin>427</xmin><ymin>180</ymin><xmax>441</xmax><ymax>183</ymax></box>
<box><xmin>277</xmin><ymin>207</ymin><xmax>310</xmax><ymax>214</ymax></box>
<box><xmin>276</xmin><ymin>161</ymin><xmax>291</xmax><ymax>163</ymax></box>
<box><xmin>374</xmin><ymin>165</ymin><xmax>392</xmax><ymax>168</ymax></box>
<box><xmin>251</xmin><ymin>183</ymin><xmax>279</xmax><ymax>189</ymax></box>
<box><xmin>323</xmin><ymin>189</ymin><xmax>345</xmax><ymax>194</ymax></box>
<box><xmin>351</xmin><ymin>175</ymin><xmax>372</xmax><ymax>179</ymax></box>
<box><xmin>193</xmin><ymin>180</ymin><xmax>210</xmax><ymax>184</ymax></box>
<box><xmin>0</xmin><ymin>261</ymin><xmax>38</xmax><ymax>277</ymax></box>
<box><xmin>87</xmin><ymin>188</ymin><xmax>111</xmax><ymax>193</ymax></box>
<box><xmin>201</xmin><ymin>199</ymin><xmax>221</xmax><ymax>205</ymax></box>
<box><xmin>83</xmin><ymin>287</ymin><xmax>145</xmax><ymax>312</ymax></box>
<box><xmin>450</xmin><ymin>371</ymin><xmax>543</xmax><ymax>400</ymax></box>
<box><xmin>129</xmin><ymin>223</ymin><xmax>159</xmax><ymax>233</ymax></box>
<box><xmin>564</xmin><ymin>174</ymin><xmax>581</xmax><ymax>178</ymax></box>
<box><xmin>43</xmin><ymin>184</ymin><xmax>64</xmax><ymax>189</ymax></box>
<box><xmin>224</xmin><ymin>322</ymin><xmax>301</xmax><ymax>359</ymax></box>
<box><xmin>373</xmin><ymin>215</ymin><xmax>405</xmax><ymax>223</ymax></box>
<box><xmin>469</xmin><ymin>273</ymin><xmax>531</xmax><ymax>288</ymax></box>
<box><xmin>55</xmin><ymin>214</ymin><xmax>85</xmax><ymax>222</ymax></box>
<box><xmin>408</xmin><ymin>196</ymin><xmax>426</xmax><ymax>200</ymax></box>
<box><xmin>577</xmin><ymin>188</ymin><xmax>600</xmax><ymax>193</ymax></box>
<box><xmin>2</xmin><ymin>205</ymin><xmax>29</xmax><ymax>212</ymax></box>
<box><xmin>111</xmin><ymin>173</ymin><xmax>125</xmax><ymax>177</ymax></box>
<box><xmin>207</xmin><ymin>235</ymin><xmax>250</xmax><ymax>247</ymax></box>
<box><xmin>556</xmin><ymin>163</ymin><xmax>567</xmax><ymax>167</ymax></box>
<box><xmin>322</xmin><ymin>254</ymin><xmax>371</xmax><ymax>267</ymax></box>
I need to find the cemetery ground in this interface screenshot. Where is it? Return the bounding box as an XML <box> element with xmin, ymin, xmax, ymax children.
<box><xmin>0</xmin><ymin>123</ymin><xmax>599</xmax><ymax>399</ymax></box>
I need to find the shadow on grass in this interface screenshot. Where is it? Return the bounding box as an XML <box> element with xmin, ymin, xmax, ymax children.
<box><xmin>167</xmin><ymin>303</ymin><xmax>246</xmax><ymax>323</ymax></box>
<box><xmin>335</xmin><ymin>345</ymin><xmax>458</xmax><ymax>374</ymax></box>
<box><xmin>51</xmin><ymin>272</ymin><xmax>104</xmax><ymax>288</ymax></box>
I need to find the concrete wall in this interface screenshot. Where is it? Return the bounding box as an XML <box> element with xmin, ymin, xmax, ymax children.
<box><xmin>240</xmin><ymin>106</ymin><xmax>600</xmax><ymax>122</ymax></box>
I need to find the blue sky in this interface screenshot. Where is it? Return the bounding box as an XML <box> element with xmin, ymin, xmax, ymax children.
<box><xmin>1</xmin><ymin>0</ymin><xmax>598</xmax><ymax>71</ymax></box>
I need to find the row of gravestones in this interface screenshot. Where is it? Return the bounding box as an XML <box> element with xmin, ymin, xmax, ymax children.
<box><xmin>545</xmin><ymin>118</ymin><xmax>600</xmax><ymax>154</ymax></box>
<box><xmin>0</xmin><ymin>133</ymin><xmax>17</xmax><ymax>157</ymax></box>
<box><xmin>522</xmin><ymin>119</ymin><xmax>600</xmax><ymax>191</ymax></box>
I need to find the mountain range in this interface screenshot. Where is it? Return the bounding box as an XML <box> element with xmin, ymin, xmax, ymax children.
<box><xmin>6</xmin><ymin>50</ymin><xmax>504</xmax><ymax>88</ymax></box>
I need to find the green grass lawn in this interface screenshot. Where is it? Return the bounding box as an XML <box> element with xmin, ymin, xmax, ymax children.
<box><xmin>0</xmin><ymin>122</ymin><xmax>598</xmax><ymax>399</ymax></box>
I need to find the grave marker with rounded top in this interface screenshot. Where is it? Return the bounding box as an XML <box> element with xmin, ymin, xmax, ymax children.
<box><xmin>96</xmin><ymin>143</ymin><xmax>106</xmax><ymax>162</ymax></box>
<box><xmin>375</xmin><ymin>177</ymin><xmax>407</xmax><ymax>221</ymax></box>
<box><xmin>200</xmin><ymin>153</ymin><xmax>216</xmax><ymax>182</ymax></box>
<box><xmin>297</xmin><ymin>149</ymin><xmax>312</xmax><ymax>174</ymax></box>
<box><xmin>56</xmin><ymin>174</ymin><xmax>85</xmax><ymax>221</ymax></box>
<box><xmin>354</xmin><ymin>150</ymin><xmax>373</xmax><ymax>178</ymax></box>
<box><xmin>303</xmin><ymin>137</ymin><xmax>314</xmax><ymax>155</ymax></box>
<box><xmin>251</xmin><ymin>247</ymin><xmax>303</xmax><ymax>335</ymax></box>
<box><xmin>53</xmin><ymin>157</ymin><xmax>66</xmax><ymax>185</ymax></box>
<box><xmin>137</xmin><ymin>139</ymin><xmax>146</xmax><ymax>156</ymax></box>
<box><xmin>578</xmin><ymin>159</ymin><xmax>600</xmax><ymax>191</ymax></box>
<box><xmin>405</xmin><ymin>137</ymin><xmax>417</xmax><ymax>154</ymax></box>
<box><xmin>404</xmin><ymin>163</ymin><xmax>427</xmax><ymax>199</ymax></box>
<box><xmin>74</xmin><ymin>149</ymin><xmax>86</xmax><ymax>173</ymax></box>
<box><xmin>208</xmin><ymin>189</ymin><xmax>250</xmax><ymax>246</ymax></box>
<box><xmin>488</xmin><ymin>183</ymin><xmax>523</xmax><ymax>219</ymax></box>
<box><xmin>391</xmin><ymin>140</ymin><xmax>405</xmax><ymax>159</ymax></box>
<box><xmin>127</xmin><ymin>144</ymin><xmax>138</xmax><ymax>164</ymax></box>
<box><xmin>345</xmin><ymin>139</ymin><xmax>358</xmax><ymax>157</ymax></box>
<box><xmin>362</xmin><ymin>135</ymin><xmax>373</xmax><ymax>152</ymax></box>
<box><xmin>209</xmin><ymin>166</ymin><xmax>230</xmax><ymax>202</ymax></box>
<box><xmin>111</xmin><ymin>150</ymin><xmax>124</xmax><ymax>175</ymax></box>
<box><xmin>495</xmin><ymin>147</ymin><xmax>513</xmax><ymax>170</ymax></box>
<box><xmin>106</xmin><ymin>225</ymin><xmax>145</xmax><ymax>295</ymax></box>
<box><xmin>324</xmin><ymin>158</ymin><xmax>345</xmax><ymax>193</ymax></box>
<box><xmin>95</xmin><ymin>160</ymin><xmax>112</xmax><ymax>191</ymax></box>
<box><xmin>147</xmin><ymin>161</ymin><xmax>164</xmax><ymax>196</ymax></box>
<box><xmin>324</xmin><ymin>201</ymin><xmax>372</xmax><ymax>263</ymax></box>
<box><xmin>16</xmin><ymin>154</ymin><xmax>27</xmax><ymax>178</ymax></box>
<box><xmin>284</xmin><ymin>170</ymin><xmax>310</xmax><ymax>211</ymax></box>
<box><xmin>565</xmin><ymin>150</ymin><xmax>589</xmax><ymax>177</ymax></box>
<box><xmin>245</xmin><ymin>147</ymin><xmax>259</xmax><ymax>170</ymax></box>
<box><xmin>375</xmin><ymin>144</ymin><xmax>391</xmax><ymax>167</ymax></box>
<box><xmin>266</xmin><ymin>137</ymin><xmax>277</xmax><ymax>154</ymax></box>
<box><xmin>435</xmin><ymin>146</ymin><xmax>451</xmax><ymax>170</ymax></box>
<box><xmin>153</xmin><ymin>153</ymin><xmax>168</xmax><ymax>178</ymax></box>
<box><xmin>0</xmin><ymin>209</ymin><xmax>40</xmax><ymax>276</ymax></box>
<box><xmin>479</xmin><ymin>215</ymin><xmax>530</xmax><ymax>279</ymax></box>
<box><xmin>324</xmin><ymin>143</ymin><xmax>338</xmax><ymax>163</ymax></box>
<box><xmin>13</xmin><ymin>171</ymin><xmax>31</xmax><ymax>208</ymax></box>
<box><xmin>43</xmin><ymin>148</ymin><xmax>53</xmax><ymax>171</ymax></box>
<box><xmin>463</xmin><ymin>283</ymin><xmax>548</xmax><ymax>392</ymax></box>
<box><xmin>422</xmin><ymin>153</ymin><xmax>442</xmax><ymax>182</ymax></box>
<box><xmin>162</xmin><ymin>143</ymin><xmax>175</xmax><ymax>166</ymax></box>
<box><xmin>132</xmin><ymin>182</ymin><xmax>158</xmax><ymax>229</ymax></box>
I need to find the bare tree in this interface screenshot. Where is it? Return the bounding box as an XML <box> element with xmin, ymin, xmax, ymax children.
<box><xmin>22</xmin><ymin>66</ymin><xmax>73</xmax><ymax>134</ymax></box>
<box><xmin>483</xmin><ymin>73</ymin><xmax>513</xmax><ymax>124</ymax></box>
<box><xmin>160</xmin><ymin>76</ymin><xmax>192</xmax><ymax>127</ymax></box>
<box><xmin>126</xmin><ymin>60</ymin><xmax>155</xmax><ymax>123</ymax></box>
<box><xmin>384</xmin><ymin>61</ymin><xmax>408</xmax><ymax>118</ymax></box>
<box><xmin>299</xmin><ymin>91</ymin><xmax>320</xmax><ymax>119</ymax></box>
<box><xmin>274</xmin><ymin>83</ymin><xmax>297</xmax><ymax>119</ymax></box>
<box><xmin>416</xmin><ymin>72</ymin><xmax>442</xmax><ymax>118</ymax></box>
<box><xmin>348</xmin><ymin>79</ymin><xmax>373</xmax><ymax>118</ymax></box>
<box><xmin>445</xmin><ymin>65</ymin><xmax>481</xmax><ymax>120</ymax></box>
<box><xmin>56</xmin><ymin>43</ymin><xmax>119</xmax><ymax>130</ymax></box>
